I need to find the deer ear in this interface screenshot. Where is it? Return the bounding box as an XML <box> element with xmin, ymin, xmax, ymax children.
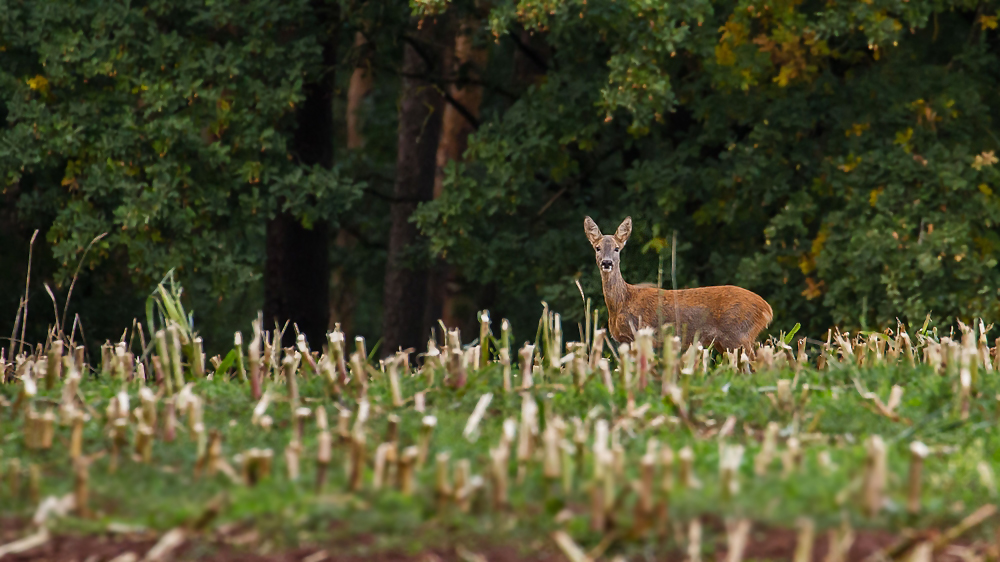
<box><xmin>614</xmin><ymin>216</ymin><xmax>632</xmax><ymax>245</ymax></box>
<box><xmin>583</xmin><ymin>216</ymin><xmax>602</xmax><ymax>245</ymax></box>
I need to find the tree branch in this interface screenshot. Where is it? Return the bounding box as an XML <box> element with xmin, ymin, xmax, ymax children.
<box><xmin>396</xmin><ymin>36</ymin><xmax>483</xmax><ymax>129</ymax></box>
<box><xmin>335</xmin><ymin>223</ymin><xmax>384</xmax><ymax>250</ymax></box>
<box><xmin>392</xmin><ymin>68</ymin><xmax>517</xmax><ymax>100</ymax></box>
<box><xmin>402</xmin><ymin>34</ymin><xmax>439</xmax><ymax>75</ymax></box>
<box><xmin>508</xmin><ymin>32</ymin><xmax>549</xmax><ymax>73</ymax></box>
<box><xmin>364</xmin><ymin>185</ymin><xmax>431</xmax><ymax>204</ymax></box>
<box><xmin>439</xmin><ymin>87</ymin><xmax>481</xmax><ymax>129</ymax></box>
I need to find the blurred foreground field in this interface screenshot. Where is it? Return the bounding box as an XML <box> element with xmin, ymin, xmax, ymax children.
<box><xmin>1</xmin><ymin>283</ymin><xmax>999</xmax><ymax>561</ymax></box>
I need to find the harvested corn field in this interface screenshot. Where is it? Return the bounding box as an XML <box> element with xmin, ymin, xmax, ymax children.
<box><xmin>1</xmin><ymin>282</ymin><xmax>999</xmax><ymax>561</ymax></box>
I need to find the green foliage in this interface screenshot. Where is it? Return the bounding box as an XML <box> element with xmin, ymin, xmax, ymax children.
<box><xmin>0</xmin><ymin>0</ymin><xmax>363</xmax><ymax>299</ymax></box>
<box><xmin>2</xmin><ymin>0</ymin><xmax>1000</xmax><ymax>348</ymax></box>
<box><xmin>417</xmin><ymin>0</ymin><xmax>1000</xmax><ymax>336</ymax></box>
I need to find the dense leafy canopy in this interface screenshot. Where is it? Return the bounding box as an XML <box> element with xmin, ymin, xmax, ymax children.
<box><xmin>416</xmin><ymin>0</ymin><xmax>1000</xmax><ymax>335</ymax></box>
<box><xmin>2</xmin><ymin>0</ymin><xmax>999</xmax><ymax>349</ymax></box>
<box><xmin>4</xmin><ymin>0</ymin><xmax>366</xmax><ymax>286</ymax></box>
<box><xmin>1</xmin><ymin>0</ymin><xmax>362</xmax><ymax>345</ymax></box>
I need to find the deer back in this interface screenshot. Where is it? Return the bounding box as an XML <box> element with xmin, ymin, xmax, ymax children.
<box><xmin>614</xmin><ymin>285</ymin><xmax>772</xmax><ymax>351</ymax></box>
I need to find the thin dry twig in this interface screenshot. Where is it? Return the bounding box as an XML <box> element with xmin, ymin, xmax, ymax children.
<box><xmin>10</xmin><ymin>230</ymin><xmax>39</xmax><ymax>360</ymax></box>
<box><xmin>931</xmin><ymin>504</ymin><xmax>998</xmax><ymax>552</ymax></box>
<box><xmin>59</xmin><ymin>232</ymin><xmax>108</xmax><ymax>339</ymax></box>
<box><xmin>43</xmin><ymin>283</ymin><xmax>61</xmax><ymax>336</ymax></box>
<box><xmin>0</xmin><ymin>527</ymin><xmax>50</xmax><ymax>557</ymax></box>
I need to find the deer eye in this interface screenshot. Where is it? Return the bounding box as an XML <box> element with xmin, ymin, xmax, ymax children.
<box><xmin>594</xmin><ymin>246</ymin><xmax>599</xmax><ymax>251</ymax></box>
<box><xmin>614</xmin><ymin>247</ymin><xmax>620</xmax><ymax>252</ymax></box>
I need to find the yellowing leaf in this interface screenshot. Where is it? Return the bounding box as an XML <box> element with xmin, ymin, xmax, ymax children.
<box><xmin>26</xmin><ymin>74</ymin><xmax>49</xmax><ymax>94</ymax></box>
<box><xmin>627</xmin><ymin>123</ymin><xmax>650</xmax><ymax>138</ymax></box>
<box><xmin>773</xmin><ymin>64</ymin><xmax>796</xmax><ymax>87</ymax></box>
<box><xmin>798</xmin><ymin>254</ymin><xmax>815</xmax><ymax>275</ymax></box>
<box><xmin>980</xmin><ymin>15</ymin><xmax>998</xmax><ymax>30</ymax></box>
<box><xmin>810</xmin><ymin>225</ymin><xmax>828</xmax><ymax>256</ymax></box>
<box><xmin>715</xmin><ymin>42</ymin><xmax>736</xmax><ymax>66</ymax></box>
<box><xmin>801</xmin><ymin>277</ymin><xmax>825</xmax><ymax>300</ymax></box>
<box><xmin>838</xmin><ymin>155</ymin><xmax>861</xmax><ymax>172</ymax></box>
<box><xmin>894</xmin><ymin>128</ymin><xmax>913</xmax><ymax>153</ymax></box>
<box><xmin>719</xmin><ymin>20</ymin><xmax>747</xmax><ymax>46</ymax></box>
<box><xmin>846</xmin><ymin>122</ymin><xmax>870</xmax><ymax>137</ymax></box>
<box><xmin>809</xmin><ymin>38</ymin><xmax>830</xmax><ymax>57</ymax></box>
<box><xmin>979</xmin><ymin>184</ymin><xmax>993</xmax><ymax>196</ymax></box>
<box><xmin>972</xmin><ymin>151</ymin><xmax>998</xmax><ymax>171</ymax></box>
<box><xmin>869</xmin><ymin>186</ymin><xmax>884</xmax><ymax>207</ymax></box>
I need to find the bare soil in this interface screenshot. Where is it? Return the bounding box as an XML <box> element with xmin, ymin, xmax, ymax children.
<box><xmin>2</xmin><ymin>516</ymin><xmax>996</xmax><ymax>561</ymax></box>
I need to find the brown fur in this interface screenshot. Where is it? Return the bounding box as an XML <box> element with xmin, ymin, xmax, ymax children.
<box><xmin>584</xmin><ymin>216</ymin><xmax>773</xmax><ymax>354</ymax></box>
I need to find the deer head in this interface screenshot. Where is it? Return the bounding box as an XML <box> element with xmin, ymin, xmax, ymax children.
<box><xmin>584</xmin><ymin>216</ymin><xmax>632</xmax><ymax>276</ymax></box>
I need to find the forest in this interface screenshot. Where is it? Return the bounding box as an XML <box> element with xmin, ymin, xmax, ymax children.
<box><xmin>2</xmin><ymin>0</ymin><xmax>1000</xmax><ymax>356</ymax></box>
<box><xmin>4</xmin><ymin>1</ymin><xmax>1000</xmax><ymax>559</ymax></box>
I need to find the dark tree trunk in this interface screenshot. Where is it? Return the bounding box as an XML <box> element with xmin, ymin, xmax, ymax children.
<box><xmin>512</xmin><ymin>28</ymin><xmax>550</xmax><ymax>88</ymax></box>
<box><xmin>264</xmin><ymin>0</ymin><xmax>338</xmax><ymax>349</ymax></box>
<box><xmin>346</xmin><ymin>31</ymin><xmax>373</xmax><ymax>151</ymax></box>
<box><xmin>265</xmin><ymin>216</ymin><xmax>329</xmax><ymax>347</ymax></box>
<box><xmin>330</xmin><ymin>31</ymin><xmax>373</xmax><ymax>341</ymax></box>
<box><xmin>382</xmin><ymin>21</ymin><xmax>445</xmax><ymax>357</ymax></box>
<box><xmin>427</xmin><ymin>17</ymin><xmax>487</xmax><ymax>341</ymax></box>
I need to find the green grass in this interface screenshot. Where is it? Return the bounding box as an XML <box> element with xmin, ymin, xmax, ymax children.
<box><xmin>1</xmin><ymin>308</ymin><xmax>999</xmax><ymax>559</ymax></box>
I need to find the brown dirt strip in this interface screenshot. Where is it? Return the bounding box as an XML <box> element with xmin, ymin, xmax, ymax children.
<box><xmin>1</xmin><ymin>517</ymin><xmax>995</xmax><ymax>561</ymax></box>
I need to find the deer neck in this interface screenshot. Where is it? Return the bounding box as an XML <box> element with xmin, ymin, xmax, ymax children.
<box><xmin>600</xmin><ymin>268</ymin><xmax>632</xmax><ymax>316</ymax></box>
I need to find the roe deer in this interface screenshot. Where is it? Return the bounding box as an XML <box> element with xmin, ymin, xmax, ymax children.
<box><xmin>584</xmin><ymin>216</ymin><xmax>773</xmax><ymax>356</ymax></box>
